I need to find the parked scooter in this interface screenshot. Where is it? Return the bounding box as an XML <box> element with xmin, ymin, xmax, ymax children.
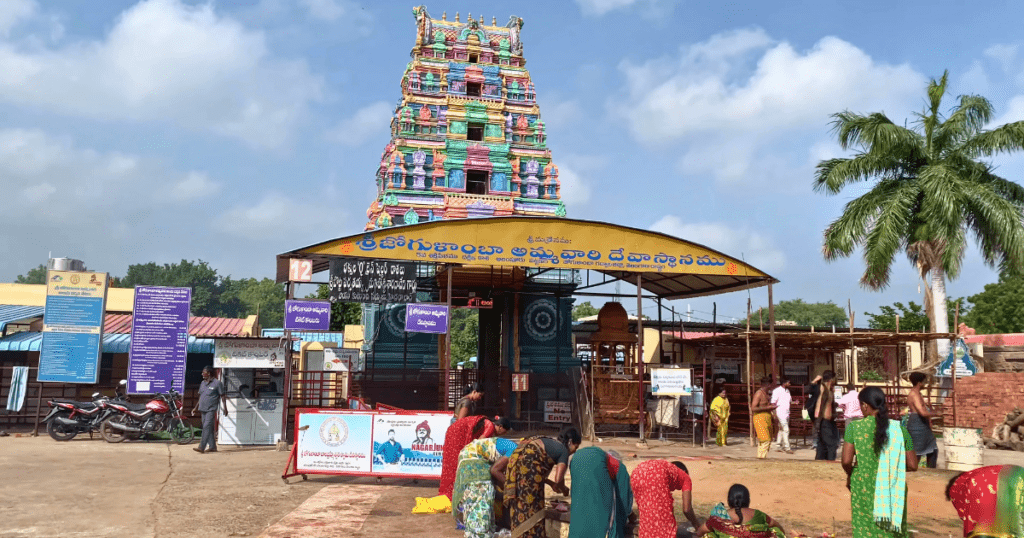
<box><xmin>41</xmin><ymin>379</ymin><xmax>128</xmax><ymax>441</ymax></box>
<box><xmin>100</xmin><ymin>389</ymin><xmax>194</xmax><ymax>444</ymax></box>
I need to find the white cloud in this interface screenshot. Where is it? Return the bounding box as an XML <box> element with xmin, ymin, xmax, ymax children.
<box><xmin>575</xmin><ymin>0</ymin><xmax>640</xmax><ymax>16</ymax></box>
<box><xmin>540</xmin><ymin>98</ymin><xmax>582</xmax><ymax>130</ymax></box>
<box><xmin>984</xmin><ymin>43</ymin><xmax>1019</xmax><ymax>73</ymax></box>
<box><xmin>0</xmin><ymin>0</ymin><xmax>35</xmax><ymax>36</ymax></box>
<box><xmin>649</xmin><ymin>215</ymin><xmax>786</xmax><ymax>272</ymax></box>
<box><xmin>556</xmin><ymin>163</ymin><xmax>591</xmax><ymax>208</ymax></box>
<box><xmin>299</xmin><ymin>0</ymin><xmax>346</xmax><ymax>21</ymax></box>
<box><xmin>168</xmin><ymin>171</ymin><xmax>220</xmax><ymax>201</ymax></box>
<box><xmin>613</xmin><ymin>30</ymin><xmax>925</xmax><ymax>185</ymax></box>
<box><xmin>327</xmin><ymin>101</ymin><xmax>393</xmax><ymax>146</ymax></box>
<box><xmin>0</xmin><ymin>0</ymin><xmax>324</xmax><ymax>148</ymax></box>
<box><xmin>215</xmin><ymin>190</ymin><xmax>348</xmax><ymax>239</ymax></box>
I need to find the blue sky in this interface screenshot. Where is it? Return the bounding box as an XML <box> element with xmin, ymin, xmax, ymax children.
<box><xmin>2</xmin><ymin>0</ymin><xmax>1024</xmax><ymax>326</ymax></box>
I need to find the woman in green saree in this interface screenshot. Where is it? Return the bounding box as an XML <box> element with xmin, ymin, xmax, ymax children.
<box><xmin>696</xmin><ymin>484</ymin><xmax>786</xmax><ymax>538</ymax></box>
<box><xmin>567</xmin><ymin>447</ymin><xmax>633</xmax><ymax>538</ymax></box>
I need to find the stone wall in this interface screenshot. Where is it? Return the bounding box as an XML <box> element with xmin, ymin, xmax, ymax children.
<box><xmin>941</xmin><ymin>372</ymin><xmax>1024</xmax><ymax>434</ymax></box>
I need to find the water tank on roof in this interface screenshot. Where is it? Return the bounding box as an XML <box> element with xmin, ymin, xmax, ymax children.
<box><xmin>47</xmin><ymin>258</ymin><xmax>87</xmax><ymax>272</ymax></box>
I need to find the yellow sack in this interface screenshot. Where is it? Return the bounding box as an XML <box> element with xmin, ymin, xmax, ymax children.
<box><xmin>411</xmin><ymin>494</ymin><xmax>452</xmax><ymax>514</ymax></box>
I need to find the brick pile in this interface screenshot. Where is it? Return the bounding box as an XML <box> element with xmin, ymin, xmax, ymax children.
<box><xmin>941</xmin><ymin>372</ymin><xmax>1024</xmax><ymax>433</ymax></box>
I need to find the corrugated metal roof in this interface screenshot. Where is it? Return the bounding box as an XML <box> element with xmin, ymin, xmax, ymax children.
<box><xmin>262</xmin><ymin>328</ymin><xmax>347</xmax><ymax>351</ymax></box>
<box><xmin>0</xmin><ymin>331</ymin><xmax>215</xmax><ymax>353</ymax></box>
<box><xmin>0</xmin><ymin>305</ymin><xmax>44</xmax><ymax>334</ymax></box>
<box><xmin>103</xmin><ymin>313</ymin><xmax>247</xmax><ymax>336</ymax></box>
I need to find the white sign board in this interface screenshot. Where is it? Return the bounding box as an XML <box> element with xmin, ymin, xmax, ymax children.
<box><xmin>544</xmin><ymin>401</ymin><xmax>572</xmax><ymax>423</ymax></box>
<box><xmin>650</xmin><ymin>368</ymin><xmax>693</xmax><ymax>396</ymax></box>
<box><xmin>712</xmin><ymin>361</ymin><xmax>740</xmax><ymax>375</ymax></box>
<box><xmin>323</xmin><ymin>348</ymin><xmax>360</xmax><ymax>372</ymax></box>
<box><xmin>215</xmin><ymin>339</ymin><xmax>287</xmax><ymax>369</ymax></box>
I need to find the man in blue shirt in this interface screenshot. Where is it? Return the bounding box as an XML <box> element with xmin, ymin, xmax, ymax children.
<box><xmin>375</xmin><ymin>429</ymin><xmax>404</xmax><ymax>465</ymax></box>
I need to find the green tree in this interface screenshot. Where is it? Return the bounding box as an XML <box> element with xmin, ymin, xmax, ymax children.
<box><xmin>752</xmin><ymin>299</ymin><xmax>848</xmax><ymax>327</ymax></box>
<box><xmin>221</xmin><ymin>278</ymin><xmax>286</xmax><ymax>328</ymax></box>
<box><xmin>117</xmin><ymin>260</ymin><xmax>224</xmax><ymax>316</ymax></box>
<box><xmin>572</xmin><ymin>300</ymin><xmax>599</xmax><ymax>320</ymax></box>
<box><xmin>815</xmin><ymin>70</ymin><xmax>1024</xmax><ymax>356</ymax></box>
<box><xmin>14</xmin><ymin>264</ymin><xmax>47</xmax><ymax>284</ymax></box>
<box><xmin>306</xmin><ymin>285</ymin><xmax>361</xmax><ymax>330</ymax></box>
<box><xmin>961</xmin><ymin>273</ymin><xmax>1024</xmax><ymax>333</ymax></box>
<box><xmin>865</xmin><ymin>299</ymin><xmax>966</xmax><ymax>332</ymax></box>
<box><xmin>449</xmin><ymin>308</ymin><xmax>479</xmax><ymax>367</ymax></box>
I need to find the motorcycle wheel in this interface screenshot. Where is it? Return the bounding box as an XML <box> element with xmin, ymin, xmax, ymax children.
<box><xmin>170</xmin><ymin>418</ymin><xmax>195</xmax><ymax>445</ymax></box>
<box><xmin>100</xmin><ymin>416</ymin><xmax>128</xmax><ymax>443</ymax></box>
<box><xmin>46</xmin><ymin>414</ymin><xmax>78</xmax><ymax>441</ymax></box>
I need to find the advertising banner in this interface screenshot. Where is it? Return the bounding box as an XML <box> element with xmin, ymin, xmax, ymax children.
<box><xmin>650</xmin><ymin>367</ymin><xmax>693</xmax><ymax>396</ymax></box>
<box><xmin>296</xmin><ymin>410</ymin><xmax>374</xmax><ymax>474</ymax></box>
<box><xmin>38</xmin><ymin>270</ymin><xmax>108</xmax><ymax>383</ymax></box>
<box><xmin>214</xmin><ymin>339</ymin><xmax>287</xmax><ymax>369</ymax></box>
<box><xmin>128</xmin><ymin>286</ymin><xmax>191</xmax><ymax>394</ymax></box>
<box><xmin>284</xmin><ymin>300</ymin><xmax>331</xmax><ymax>331</ymax></box>
<box><xmin>370</xmin><ymin>412</ymin><xmax>450</xmax><ymax>476</ymax></box>
<box><xmin>404</xmin><ymin>303</ymin><xmax>449</xmax><ymax>334</ymax></box>
<box><xmin>292</xmin><ymin>409</ymin><xmax>451</xmax><ymax>479</ymax></box>
<box><xmin>328</xmin><ymin>257</ymin><xmax>417</xmax><ymax>304</ymax></box>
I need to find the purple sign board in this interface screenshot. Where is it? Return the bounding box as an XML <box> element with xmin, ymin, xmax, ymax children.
<box><xmin>404</xmin><ymin>303</ymin><xmax>449</xmax><ymax>334</ymax></box>
<box><xmin>128</xmin><ymin>286</ymin><xmax>191</xmax><ymax>394</ymax></box>
<box><xmin>284</xmin><ymin>300</ymin><xmax>331</xmax><ymax>331</ymax></box>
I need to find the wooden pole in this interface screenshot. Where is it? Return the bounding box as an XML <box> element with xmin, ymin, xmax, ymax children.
<box><xmin>636</xmin><ymin>275</ymin><xmax>646</xmax><ymax>443</ymax></box>
<box><xmin>513</xmin><ymin>293</ymin><xmax>521</xmax><ymax>420</ymax></box>
<box><xmin>281</xmin><ymin>281</ymin><xmax>294</xmax><ymax>442</ymax></box>
<box><xmin>952</xmin><ymin>300</ymin><xmax>961</xmax><ymax>427</ymax></box>
<box><xmin>848</xmin><ymin>300</ymin><xmax>855</xmax><ymax>385</ymax></box>
<box><xmin>767</xmin><ymin>283</ymin><xmax>777</xmax><ymax>382</ymax></box>
<box><xmin>746</xmin><ymin>299</ymin><xmax>753</xmax><ymax>447</ymax></box>
<box><xmin>444</xmin><ymin>265</ymin><xmax>453</xmax><ymax>411</ymax></box>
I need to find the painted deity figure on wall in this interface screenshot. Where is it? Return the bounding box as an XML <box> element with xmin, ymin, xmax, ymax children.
<box><xmin>412</xmin><ymin>6</ymin><xmax>433</xmax><ymax>46</ymax></box>
<box><xmin>506</xmin><ymin>16</ymin><xmax>523</xmax><ymax>54</ymax></box>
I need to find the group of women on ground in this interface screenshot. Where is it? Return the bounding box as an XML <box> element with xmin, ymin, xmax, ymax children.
<box><xmin>440</xmin><ymin>384</ymin><xmax>1022</xmax><ymax>538</ymax></box>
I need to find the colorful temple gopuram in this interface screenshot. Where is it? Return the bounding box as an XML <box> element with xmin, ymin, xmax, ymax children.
<box><xmin>365</xmin><ymin>6</ymin><xmax>566</xmax><ymax>230</ymax></box>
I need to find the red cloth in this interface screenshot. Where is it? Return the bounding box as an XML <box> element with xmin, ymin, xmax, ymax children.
<box><xmin>438</xmin><ymin>415</ymin><xmax>491</xmax><ymax>500</ymax></box>
<box><xmin>607</xmin><ymin>453</ymin><xmax>621</xmax><ymax>480</ymax></box>
<box><xmin>949</xmin><ymin>465</ymin><xmax>1003</xmax><ymax>537</ymax></box>
<box><xmin>630</xmin><ymin>460</ymin><xmax>692</xmax><ymax>538</ymax></box>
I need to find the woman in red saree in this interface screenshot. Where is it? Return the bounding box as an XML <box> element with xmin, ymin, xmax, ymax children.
<box><xmin>439</xmin><ymin>415</ymin><xmax>510</xmax><ymax>500</ymax></box>
<box><xmin>947</xmin><ymin>464</ymin><xmax>1024</xmax><ymax>538</ymax></box>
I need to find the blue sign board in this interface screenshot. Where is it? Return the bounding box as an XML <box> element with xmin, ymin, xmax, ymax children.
<box><xmin>937</xmin><ymin>338</ymin><xmax>978</xmax><ymax>377</ymax></box>
<box><xmin>284</xmin><ymin>300</ymin><xmax>331</xmax><ymax>331</ymax></box>
<box><xmin>127</xmin><ymin>286</ymin><xmax>191</xmax><ymax>394</ymax></box>
<box><xmin>38</xmin><ymin>270</ymin><xmax>108</xmax><ymax>383</ymax></box>
<box><xmin>404</xmin><ymin>304</ymin><xmax>449</xmax><ymax>334</ymax></box>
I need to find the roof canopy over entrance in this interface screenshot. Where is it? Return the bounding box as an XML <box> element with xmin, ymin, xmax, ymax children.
<box><xmin>276</xmin><ymin>217</ymin><xmax>777</xmax><ymax>299</ymax></box>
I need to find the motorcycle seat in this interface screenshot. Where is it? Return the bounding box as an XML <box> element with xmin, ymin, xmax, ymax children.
<box><xmin>122</xmin><ymin>402</ymin><xmax>150</xmax><ymax>412</ymax></box>
<box><xmin>52</xmin><ymin>400</ymin><xmax>98</xmax><ymax>409</ymax></box>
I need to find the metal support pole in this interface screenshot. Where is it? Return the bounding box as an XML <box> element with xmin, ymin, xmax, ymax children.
<box><xmin>636</xmin><ymin>274</ymin><xmax>645</xmax><ymax>443</ymax></box>
<box><xmin>746</xmin><ymin>299</ymin><xmax>753</xmax><ymax>446</ymax></box>
<box><xmin>444</xmin><ymin>265</ymin><xmax>453</xmax><ymax>411</ymax></box>
<box><xmin>280</xmin><ymin>282</ymin><xmax>294</xmax><ymax>443</ymax></box>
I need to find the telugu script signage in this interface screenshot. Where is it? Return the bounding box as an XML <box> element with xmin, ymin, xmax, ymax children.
<box><xmin>127</xmin><ymin>286</ymin><xmax>191</xmax><ymax>394</ymax></box>
<box><xmin>328</xmin><ymin>257</ymin><xmax>417</xmax><ymax>304</ymax></box>
<box><xmin>215</xmin><ymin>339</ymin><xmax>287</xmax><ymax>369</ymax></box>
<box><xmin>300</xmin><ymin>219</ymin><xmax>770</xmax><ymax>277</ymax></box>
<box><xmin>544</xmin><ymin>401</ymin><xmax>572</xmax><ymax>423</ymax></box>
<box><xmin>284</xmin><ymin>300</ymin><xmax>331</xmax><ymax>331</ymax></box>
<box><xmin>937</xmin><ymin>339</ymin><xmax>978</xmax><ymax>378</ymax></box>
<box><xmin>38</xmin><ymin>270</ymin><xmax>108</xmax><ymax>384</ymax></box>
<box><xmin>650</xmin><ymin>367</ymin><xmax>693</xmax><ymax>396</ymax></box>
<box><xmin>404</xmin><ymin>304</ymin><xmax>449</xmax><ymax>334</ymax></box>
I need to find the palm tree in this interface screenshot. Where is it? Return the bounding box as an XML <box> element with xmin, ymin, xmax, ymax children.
<box><xmin>814</xmin><ymin>70</ymin><xmax>1024</xmax><ymax>359</ymax></box>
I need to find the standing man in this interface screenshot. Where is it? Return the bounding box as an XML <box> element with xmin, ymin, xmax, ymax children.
<box><xmin>837</xmin><ymin>383</ymin><xmax>863</xmax><ymax>426</ymax></box>
<box><xmin>750</xmin><ymin>376</ymin><xmax>777</xmax><ymax>459</ymax></box>
<box><xmin>804</xmin><ymin>374</ymin><xmax>824</xmax><ymax>450</ymax></box>
<box><xmin>814</xmin><ymin>370</ymin><xmax>839</xmax><ymax>461</ymax></box>
<box><xmin>771</xmin><ymin>378</ymin><xmax>793</xmax><ymax>454</ymax></box>
<box><xmin>191</xmin><ymin>365</ymin><xmax>224</xmax><ymax>454</ymax></box>
<box><xmin>906</xmin><ymin>372</ymin><xmax>939</xmax><ymax>468</ymax></box>
<box><xmin>374</xmin><ymin>429</ymin><xmax>404</xmax><ymax>466</ymax></box>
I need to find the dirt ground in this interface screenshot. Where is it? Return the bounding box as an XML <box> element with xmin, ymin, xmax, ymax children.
<box><xmin>1</xmin><ymin>433</ymin><xmax>1018</xmax><ymax>538</ymax></box>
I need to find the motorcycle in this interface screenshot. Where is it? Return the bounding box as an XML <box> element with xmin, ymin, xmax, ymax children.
<box><xmin>100</xmin><ymin>388</ymin><xmax>194</xmax><ymax>445</ymax></box>
<box><xmin>41</xmin><ymin>380</ymin><xmax>128</xmax><ymax>442</ymax></box>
